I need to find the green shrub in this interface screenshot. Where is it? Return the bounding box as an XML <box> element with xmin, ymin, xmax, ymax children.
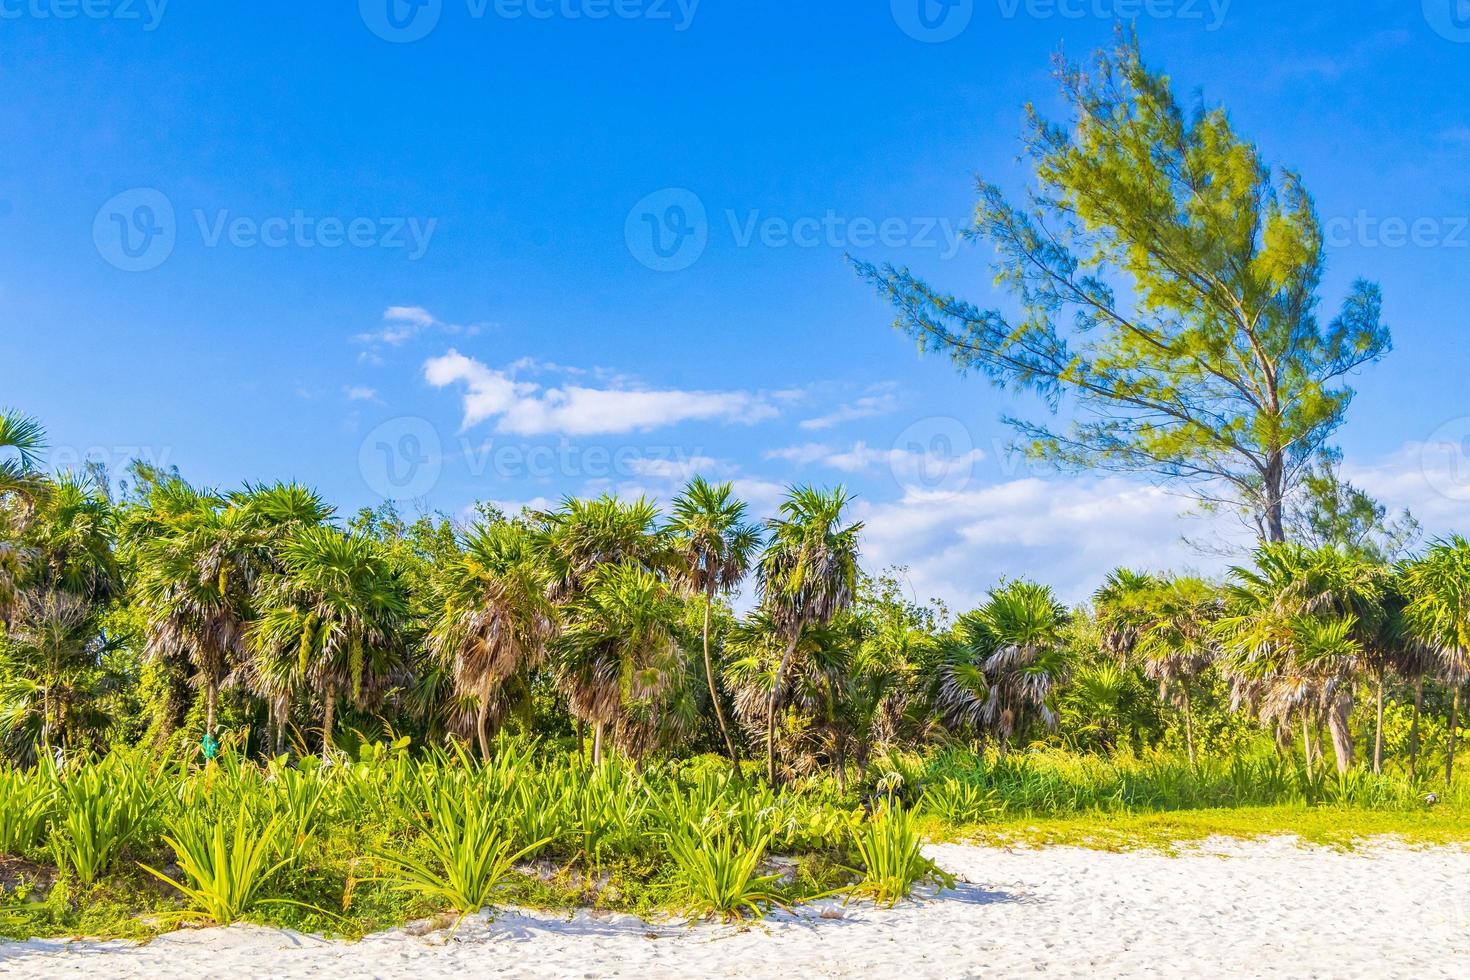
<box><xmin>664</xmin><ymin>822</ymin><xmax>784</xmax><ymax>921</ymax></box>
<box><xmin>848</xmin><ymin>805</ymin><xmax>953</xmax><ymax>907</ymax></box>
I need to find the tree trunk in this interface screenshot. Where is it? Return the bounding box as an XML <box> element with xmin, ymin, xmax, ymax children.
<box><xmin>1262</xmin><ymin>456</ymin><xmax>1286</xmax><ymax>544</ymax></box>
<box><xmin>1409</xmin><ymin>678</ymin><xmax>1423</xmax><ymax>782</ymax></box>
<box><xmin>1446</xmin><ymin>686</ymin><xmax>1460</xmax><ymax>787</ymax></box>
<box><xmin>1326</xmin><ymin>694</ymin><xmax>1354</xmax><ymax>776</ymax></box>
<box><xmin>206</xmin><ymin>681</ymin><xmax>218</xmax><ymax>733</ymax></box>
<box><xmin>766</xmin><ymin>633</ymin><xmax>802</xmax><ymax>785</ymax></box>
<box><xmin>1182</xmin><ymin>684</ymin><xmax>1196</xmax><ymax>771</ymax></box>
<box><xmin>321</xmin><ymin>683</ymin><xmax>336</xmax><ymax>758</ymax></box>
<box><xmin>476</xmin><ymin>693</ymin><xmax>491</xmax><ymax>762</ymax></box>
<box><xmin>274</xmin><ymin>695</ymin><xmax>288</xmax><ymax>756</ymax></box>
<box><xmin>1373</xmin><ymin>672</ymin><xmax>1386</xmax><ymax>775</ymax></box>
<box><xmin>701</xmin><ymin>587</ymin><xmax>741</xmax><ymax>778</ymax></box>
<box><xmin>1301</xmin><ymin>711</ymin><xmax>1314</xmax><ymax>783</ymax></box>
<box><xmin>592</xmin><ymin>720</ymin><xmax>604</xmax><ymax>766</ymax></box>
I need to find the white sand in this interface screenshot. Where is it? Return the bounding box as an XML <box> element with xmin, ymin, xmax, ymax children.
<box><xmin>4</xmin><ymin>837</ymin><xmax>1468</xmax><ymax>979</ymax></box>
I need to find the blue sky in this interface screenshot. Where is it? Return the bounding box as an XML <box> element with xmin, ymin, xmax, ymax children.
<box><xmin>3</xmin><ymin>1</ymin><xmax>1469</xmax><ymax>608</ymax></box>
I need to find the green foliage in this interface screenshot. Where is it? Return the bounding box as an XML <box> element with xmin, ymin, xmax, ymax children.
<box><xmin>847</xmin><ymin>805</ymin><xmax>953</xmax><ymax>907</ymax></box>
<box><xmin>49</xmin><ymin>756</ymin><xmax>152</xmax><ymax>885</ymax></box>
<box><xmin>663</xmin><ymin>822</ymin><xmax>783</xmax><ymax>921</ymax></box>
<box><xmin>142</xmin><ymin>803</ymin><xmax>300</xmax><ymax>924</ymax></box>
<box><xmin>0</xmin><ymin>767</ymin><xmax>53</xmax><ymax>854</ymax></box>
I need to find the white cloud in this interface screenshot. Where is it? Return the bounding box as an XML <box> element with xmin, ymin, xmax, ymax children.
<box><xmin>345</xmin><ymin>385</ymin><xmax>379</xmax><ymax>402</ymax></box>
<box><xmin>1345</xmin><ymin>437</ymin><xmax>1470</xmax><ymax>535</ymax></box>
<box><xmin>854</xmin><ymin>477</ymin><xmax>1244</xmax><ymax>610</ymax></box>
<box><xmin>799</xmin><ymin>391</ymin><xmax>900</xmax><ymax>431</ymax></box>
<box><xmin>356</xmin><ymin>306</ymin><xmax>482</xmax><ymax>347</ymax></box>
<box><xmin>424</xmin><ymin>349</ymin><xmax>779</xmax><ymax>436</ymax></box>
<box><xmin>624</xmin><ymin>454</ymin><xmax>722</xmax><ymax>480</ymax></box>
<box><xmin>766</xmin><ymin>439</ymin><xmax>987</xmax><ymax>489</ymax></box>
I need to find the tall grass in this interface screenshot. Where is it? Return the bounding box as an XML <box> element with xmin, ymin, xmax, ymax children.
<box><xmin>0</xmin><ymin>768</ymin><xmax>53</xmax><ymax>855</ymax></box>
<box><xmin>49</xmin><ymin>757</ymin><xmax>152</xmax><ymax>885</ymax></box>
<box><xmin>847</xmin><ymin>805</ymin><xmax>952</xmax><ymax>906</ymax></box>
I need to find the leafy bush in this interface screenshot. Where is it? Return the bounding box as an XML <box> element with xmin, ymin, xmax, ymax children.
<box><xmin>0</xmin><ymin>769</ymin><xmax>52</xmax><ymax>855</ymax></box>
<box><xmin>664</xmin><ymin>822</ymin><xmax>783</xmax><ymax>921</ymax></box>
<box><xmin>142</xmin><ymin>803</ymin><xmax>300</xmax><ymax>924</ymax></box>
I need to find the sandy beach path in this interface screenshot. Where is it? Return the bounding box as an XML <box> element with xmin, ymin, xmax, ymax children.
<box><xmin>4</xmin><ymin>837</ymin><xmax>1467</xmax><ymax>979</ymax></box>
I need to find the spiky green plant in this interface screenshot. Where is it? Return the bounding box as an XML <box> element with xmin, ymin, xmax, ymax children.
<box><xmin>847</xmin><ymin>805</ymin><xmax>953</xmax><ymax>907</ymax></box>
<box><xmin>142</xmin><ymin>803</ymin><xmax>300</xmax><ymax>924</ymax></box>
<box><xmin>664</xmin><ymin>822</ymin><xmax>784</xmax><ymax>921</ymax></box>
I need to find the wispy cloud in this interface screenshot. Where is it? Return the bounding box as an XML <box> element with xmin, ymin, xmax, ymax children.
<box><xmin>344</xmin><ymin>385</ymin><xmax>380</xmax><ymax>403</ymax></box>
<box><xmin>799</xmin><ymin>389</ymin><xmax>899</xmax><ymax>430</ymax></box>
<box><xmin>424</xmin><ymin>349</ymin><xmax>779</xmax><ymax>436</ymax></box>
<box><xmin>356</xmin><ymin>306</ymin><xmax>483</xmax><ymax>349</ymax></box>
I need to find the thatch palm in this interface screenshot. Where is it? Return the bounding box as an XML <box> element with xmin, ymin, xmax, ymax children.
<box><xmin>1131</xmin><ymin>577</ymin><xmax>1221</xmax><ymax>769</ymax></box>
<box><xmin>667</xmin><ymin>477</ymin><xmax>760</xmax><ymax>773</ymax></box>
<box><xmin>0</xmin><ymin>410</ymin><xmax>47</xmax><ymax>623</ymax></box>
<box><xmin>430</xmin><ymin>521</ymin><xmax>553</xmax><ymax>759</ymax></box>
<box><xmin>1402</xmin><ymin>537</ymin><xmax>1470</xmax><ymax>785</ymax></box>
<box><xmin>553</xmin><ymin>561</ymin><xmax>683</xmax><ymax>763</ymax></box>
<box><xmin>534</xmin><ymin>495</ymin><xmax>670</xmax><ymax>755</ymax></box>
<box><xmin>1217</xmin><ymin>545</ymin><xmax>1383</xmax><ymax>776</ymax></box>
<box><xmin>756</xmin><ymin>486</ymin><xmax>862</xmax><ymax>783</ymax></box>
<box><xmin>251</xmin><ymin>526</ymin><xmax>411</xmax><ymax>756</ymax></box>
<box><xmin>944</xmin><ymin>581</ymin><xmax>1069</xmax><ymax>753</ymax></box>
<box><xmin>134</xmin><ymin>500</ymin><xmax>258</xmax><ymax>732</ymax></box>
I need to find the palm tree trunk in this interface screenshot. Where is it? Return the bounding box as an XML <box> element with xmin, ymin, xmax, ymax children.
<box><xmin>766</xmin><ymin>633</ymin><xmax>801</xmax><ymax>784</ymax></box>
<box><xmin>476</xmin><ymin>695</ymin><xmax>491</xmax><ymax>762</ymax></box>
<box><xmin>322</xmin><ymin>682</ymin><xmax>336</xmax><ymax>758</ymax></box>
<box><xmin>1182</xmin><ymin>684</ymin><xmax>1196</xmax><ymax>771</ymax></box>
<box><xmin>1409</xmin><ymin>677</ymin><xmax>1424</xmax><ymax>782</ymax></box>
<box><xmin>592</xmin><ymin>720</ymin><xmax>604</xmax><ymax>766</ymax></box>
<box><xmin>1373</xmin><ymin>672</ymin><xmax>1386</xmax><ymax>775</ymax></box>
<box><xmin>1446</xmin><ymin>685</ymin><xmax>1460</xmax><ymax>787</ymax></box>
<box><xmin>701</xmin><ymin>588</ymin><xmax>741</xmax><ymax>777</ymax></box>
<box><xmin>274</xmin><ymin>695</ymin><xmax>288</xmax><ymax>755</ymax></box>
<box><xmin>1327</xmin><ymin>696</ymin><xmax>1353</xmax><ymax>776</ymax></box>
<box><xmin>1301</xmin><ymin>711</ymin><xmax>1314</xmax><ymax>783</ymax></box>
<box><xmin>575</xmin><ymin>718</ymin><xmax>585</xmax><ymax>759</ymax></box>
<box><xmin>206</xmin><ymin>681</ymin><xmax>218</xmax><ymax>733</ymax></box>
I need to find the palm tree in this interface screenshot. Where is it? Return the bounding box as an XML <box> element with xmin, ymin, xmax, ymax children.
<box><xmin>534</xmin><ymin>494</ymin><xmax>670</xmax><ymax>755</ymax></box>
<box><xmin>1402</xmin><ymin>537</ymin><xmax>1470</xmax><ymax>785</ymax></box>
<box><xmin>1131</xmin><ymin>577</ymin><xmax>1221</xmax><ymax>770</ymax></box>
<box><xmin>1217</xmin><ymin>545</ymin><xmax>1383</xmax><ymax>777</ymax></box>
<box><xmin>430</xmin><ymin>521</ymin><xmax>554</xmax><ymax>759</ymax></box>
<box><xmin>133</xmin><ymin>500</ymin><xmax>258</xmax><ymax>733</ymax></box>
<box><xmin>756</xmin><ymin>486</ymin><xmax>862</xmax><ymax>784</ymax></box>
<box><xmin>0</xmin><ymin>410</ymin><xmax>47</xmax><ymax>624</ymax></box>
<box><xmin>666</xmin><ymin>477</ymin><xmax>760</xmax><ymax>774</ymax></box>
<box><xmin>251</xmin><ymin>526</ymin><xmax>412</xmax><ymax>756</ymax></box>
<box><xmin>553</xmin><ymin>561</ymin><xmax>684</xmax><ymax>764</ymax></box>
<box><xmin>965</xmin><ymin>581</ymin><xmax>1069</xmax><ymax>753</ymax></box>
